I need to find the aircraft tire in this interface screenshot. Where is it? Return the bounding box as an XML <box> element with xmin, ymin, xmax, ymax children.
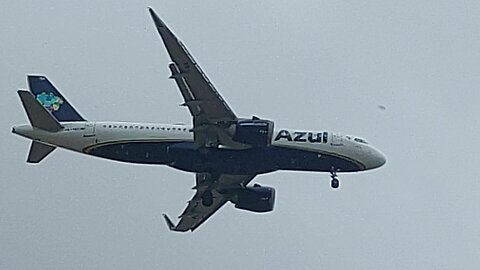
<box><xmin>331</xmin><ymin>179</ymin><xmax>339</xmax><ymax>189</ymax></box>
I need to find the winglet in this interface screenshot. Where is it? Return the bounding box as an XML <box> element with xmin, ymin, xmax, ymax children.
<box><xmin>162</xmin><ymin>213</ymin><xmax>188</xmax><ymax>232</ymax></box>
<box><xmin>162</xmin><ymin>213</ymin><xmax>176</xmax><ymax>230</ymax></box>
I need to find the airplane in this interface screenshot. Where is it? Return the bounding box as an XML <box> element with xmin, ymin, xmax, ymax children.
<box><xmin>11</xmin><ymin>8</ymin><xmax>386</xmax><ymax>232</ymax></box>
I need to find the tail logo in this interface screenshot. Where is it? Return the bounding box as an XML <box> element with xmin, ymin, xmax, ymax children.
<box><xmin>36</xmin><ymin>92</ymin><xmax>64</xmax><ymax>112</ymax></box>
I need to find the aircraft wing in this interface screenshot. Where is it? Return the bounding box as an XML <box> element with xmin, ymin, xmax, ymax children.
<box><xmin>149</xmin><ymin>8</ymin><xmax>237</xmax><ymax>125</ymax></box>
<box><xmin>149</xmin><ymin>8</ymin><xmax>250</xmax><ymax>149</ymax></box>
<box><xmin>163</xmin><ymin>173</ymin><xmax>256</xmax><ymax>232</ymax></box>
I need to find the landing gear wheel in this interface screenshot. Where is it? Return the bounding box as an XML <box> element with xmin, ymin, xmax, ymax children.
<box><xmin>330</xmin><ymin>167</ymin><xmax>340</xmax><ymax>189</ymax></box>
<box><xmin>331</xmin><ymin>178</ymin><xmax>339</xmax><ymax>189</ymax></box>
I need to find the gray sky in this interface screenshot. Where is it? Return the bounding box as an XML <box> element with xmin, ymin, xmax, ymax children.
<box><xmin>1</xmin><ymin>1</ymin><xmax>480</xmax><ymax>269</ymax></box>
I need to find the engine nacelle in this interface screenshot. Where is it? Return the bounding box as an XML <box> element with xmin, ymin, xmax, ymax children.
<box><xmin>233</xmin><ymin>184</ymin><xmax>275</xmax><ymax>213</ymax></box>
<box><xmin>230</xmin><ymin>119</ymin><xmax>274</xmax><ymax>147</ymax></box>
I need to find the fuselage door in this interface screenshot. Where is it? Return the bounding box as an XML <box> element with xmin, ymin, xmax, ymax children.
<box><xmin>84</xmin><ymin>122</ymin><xmax>95</xmax><ymax>137</ymax></box>
<box><xmin>331</xmin><ymin>133</ymin><xmax>344</xmax><ymax>146</ymax></box>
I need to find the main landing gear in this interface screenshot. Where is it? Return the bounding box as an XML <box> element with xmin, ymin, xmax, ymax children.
<box><xmin>330</xmin><ymin>168</ymin><xmax>340</xmax><ymax>189</ymax></box>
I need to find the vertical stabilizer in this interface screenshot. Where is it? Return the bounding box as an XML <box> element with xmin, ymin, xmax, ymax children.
<box><xmin>27</xmin><ymin>141</ymin><xmax>56</xmax><ymax>163</ymax></box>
<box><xmin>28</xmin><ymin>75</ymin><xmax>86</xmax><ymax>122</ymax></box>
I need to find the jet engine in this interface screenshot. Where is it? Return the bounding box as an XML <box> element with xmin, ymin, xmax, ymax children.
<box><xmin>229</xmin><ymin>118</ymin><xmax>274</xmax><ymax>147</ymax></box>
<box><xmin>232</xmin><ymin>184</ymin><xmax>275</xmax><ymax>213</ymax></box>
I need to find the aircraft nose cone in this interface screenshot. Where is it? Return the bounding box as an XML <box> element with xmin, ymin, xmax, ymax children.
<box><xmin>369</xmin><ymin>148</ymin><xmax>386</xmax><ymax>169</ymax></box>
<box><xmin>360</xmin><ymin>145</ymin><xmax>386</xmax><ymax>170</ymax></box>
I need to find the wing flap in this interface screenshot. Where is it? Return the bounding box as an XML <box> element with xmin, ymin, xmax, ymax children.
<box><xmin>168</xmin><ymin>63</ymin><xmax>201</xmax><ymax>117</ymax></box>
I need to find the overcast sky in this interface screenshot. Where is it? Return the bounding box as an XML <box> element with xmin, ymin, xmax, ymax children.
<box><xmin>1</xmin><ymin>1</ymin><xmax>480</xmax><ymax>269</ymax></box>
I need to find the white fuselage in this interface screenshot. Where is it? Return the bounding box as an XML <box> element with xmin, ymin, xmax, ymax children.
<box><xmin>13</xmin><ymin>121</ymin><xmax>386</xmax><ymax>173</ymax></box>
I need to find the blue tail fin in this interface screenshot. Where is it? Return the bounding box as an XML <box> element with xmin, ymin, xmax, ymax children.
<box><xmin>28</xmin><ymin>75</ymin><xmax>86</xmax><ymax>122</ymax></box>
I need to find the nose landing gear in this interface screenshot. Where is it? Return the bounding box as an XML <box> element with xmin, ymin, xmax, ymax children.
<box><xmin>330</xmin><ymin>168</ymin><xmax>340</xmax><ymax>189</ymax></box>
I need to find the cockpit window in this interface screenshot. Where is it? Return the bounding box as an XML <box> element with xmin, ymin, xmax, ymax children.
<box><xmin>354</xmin><ymin>137</ymin><xmax>368</xmax><ymax>144</ymax></box>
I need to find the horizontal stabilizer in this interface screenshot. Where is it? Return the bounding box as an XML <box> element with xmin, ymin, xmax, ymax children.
<box><xmin>18</xmin><ymin>90</ymin><xmax>62</xmax><ymax>132</ymax></box>
<box><xmin>27</xmin><ymin>141</ymin><xmax>56</xmax><ymax>163</ymax></box>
